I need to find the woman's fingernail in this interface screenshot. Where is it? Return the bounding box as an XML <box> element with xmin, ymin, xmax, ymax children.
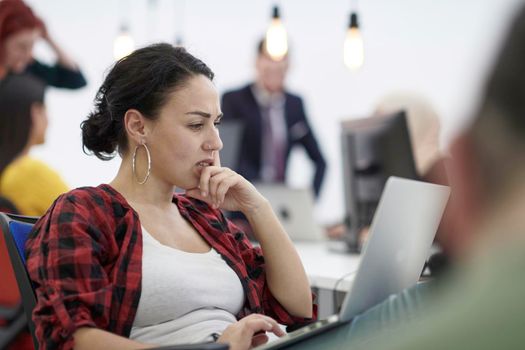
<box><xmin>201</xmin><ymin>191</ymin><xmax>207</xmax><ymax>197</ymax></box>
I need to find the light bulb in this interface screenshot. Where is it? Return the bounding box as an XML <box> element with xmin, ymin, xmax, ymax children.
<box><xmin>343</xmin><ymin>13</ymin><xmax>364</xmax><ymax>70</ymax></box>
<box><xmin>175</xmin><ymin>35</ymin><xmax>184</xmax><ymax>47</ymax></box>
<box><xmin>113</xmin><ymin>25</ymin><xmax>135</xmax><ymax>60</ymax></box>
<box><xmin>265</xmin><ymin>6</ymin><xmax>288</xmax><ymax>61</ymax></box>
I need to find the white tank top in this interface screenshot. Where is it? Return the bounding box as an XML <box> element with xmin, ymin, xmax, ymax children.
<box><xmin>130</xmin><ymin>226</ymin><xmax>245</xmax><ymax>345</ymax></box>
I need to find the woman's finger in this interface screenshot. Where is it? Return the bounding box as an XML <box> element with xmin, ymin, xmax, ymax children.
<box><xmin>263</xmin><ymin>318</ymin><xmax>285</xmax><ymax>337</ymax></box>
<box><xmin>243</xmin><ymin>314</ymin><xmax>285</xmax><ymax>337</ymax></box>
<box><xmin>208</xmin><ymin>170</ymin><xmax>233</xmax><ymax>207</ymax></box>
<box><xmin>199</xmin><ymin>165</ymin><xmax>224</xmax><ymax>198</ymax></box>
<box><xmin>213</xmin><ymin>150</ymin><xmax>221</xmax><ymax>167</ymax></box>
<box><xmin>245</xmin><ymin>318</ymin><xmax>275</xmax><ymax>334</ymax></box>
<box><xmin>216</xmin><ymin>174</ymin><xmax>238</xmax><ymax>206</ymax></box>
<box><xmin>254</xmin><ymin>314</ymin><xmax>285</xmax><ymax>337</ymax></box>
<box><xmin>251</xmin><ymin>333</ymin><xmax>270</xmax><ymax>347</ymax></box>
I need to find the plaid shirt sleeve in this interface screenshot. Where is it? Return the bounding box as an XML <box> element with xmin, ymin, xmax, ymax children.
<box><xmin>220</xmin><ymin>213</ymin><xmax>318</xmax><ymax>327</ymax></box>
<box><xmin>25</xmin><ymin>190</ymin><xmax>118</xmax><ymax>350</ymax></box>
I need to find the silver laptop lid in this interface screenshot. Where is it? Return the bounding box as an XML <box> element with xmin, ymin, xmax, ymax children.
<box><xmin>255</xmin><ymin>183</ymin><xmax>325</xmax><ymax>241</ymax></box>
<box><xmin>339</xmin><ymin>176</ymin><xmax>450</xmax><ymax>321</ymax></box>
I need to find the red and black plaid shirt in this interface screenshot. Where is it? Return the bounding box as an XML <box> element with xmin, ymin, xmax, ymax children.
<box><xmin>25</xmin><ymin>184</ymin><xmax>316</xmax><ymax>350</ymax></box>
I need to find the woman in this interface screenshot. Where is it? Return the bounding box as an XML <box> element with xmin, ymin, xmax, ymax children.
<box><xmin>0</xmin><ymin>73</ymin><xmax>69</xmax><ymax>216</ymax></box>
<box><xmin>25</xmin><ymin>44</ymin><xmax>315</xmax><ymax>350</ymax></box>
<box><xmin>0</xmin><ymin>0</ymin><xmax>86</xmax><ymax>88</ymax></box>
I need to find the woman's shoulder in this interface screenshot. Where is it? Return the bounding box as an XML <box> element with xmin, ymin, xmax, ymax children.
<box><xmin>3</xmin><ymin>156</ymin><xmax>42</xmax><ymax>173</ymax></box>
<box><xmin>35</xmin><ymin>185</ymin><xmax>135</xmax><ymax>235</ymax></box>
<box><xmin>1</xmin><ymin>157</ymin><xmax>51</xmax><ymax>186</ymax></box>
<box><xmin>61</xmin><ymin>184</ymin><xmax>109</xmax><ymax>198</ymax></box>
<box><xmin>55</xmin><ymin>184</ymin><xmax>129</xmax><ymax>212</ymax></box>
<box><xmin>5</xmin><ymin>156</ymin><xmax>60</xmax><ymax>180</ymax></box>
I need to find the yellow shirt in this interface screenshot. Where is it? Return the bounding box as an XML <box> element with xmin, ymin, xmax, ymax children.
<box><xmin>0</xmin><ymin>156</ymin><xmax>68</xmax><ymax>216</ymax></box>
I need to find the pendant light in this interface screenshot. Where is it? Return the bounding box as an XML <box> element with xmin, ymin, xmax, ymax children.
<box><xmin>113</xmin><ymin>0</ymin><xmax>134</xmax><ymax>60</ymax></box>
<box><xmin>113</xmin><ymin>24</ymin><xmax>135</xmax><ymax>60</ymax></box>
<box><xmin>173</xmin><ymin>0</ymin><xmax>186</xmax><ymax>47</ymax></box>
<box><xmin>343</xmin><ymin>12</ymin><xmax>364</xmax><ymax>70</ymax></box>
<box><xmin>265</xmin><ymin>5</ymin><xmax>288</xmax><ymax>60</ymax></box>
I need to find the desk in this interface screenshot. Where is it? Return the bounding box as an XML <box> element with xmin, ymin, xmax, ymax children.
<box><xmin>294</xmin><ymin>241</ymin><xmax>361</xmax><ymax>317</ymax></box>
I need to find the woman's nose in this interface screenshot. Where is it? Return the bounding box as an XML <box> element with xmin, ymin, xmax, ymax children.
<box><xmin>203</xmin><ymin>129</ymin><xmax>223</xmax><ymax>151</ymax></box>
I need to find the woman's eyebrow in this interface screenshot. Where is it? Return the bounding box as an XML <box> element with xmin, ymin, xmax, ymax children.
<box><xmin>185</xmin><ymin>111</ymin><xmax>223</xmax><ymax>119</ymax></box>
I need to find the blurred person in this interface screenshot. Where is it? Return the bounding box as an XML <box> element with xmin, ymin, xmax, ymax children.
<box><xmin>221</xmin><ymin>39</ymin><xmax>326</xmax><ymax>197</ymax></box>
<box><xmin>284</xmin><ymin>3</ymin><xmax>525</xmax><ymax>349</ymax></box>
<box><xmin>0</xmin><ymin>73</ymin><xmax>68</xmax><ymax>216</ymax></box>
<box><xmin>374</xmin><ymin>94</ymin><xmax>455</xmax><ymax>270</ymax></box>
<box><xmin>374</xmin><ymin>92</ymin><xmax>442</xmax><ymax>176</ymax></box>
<box><xmin>328</xmin><ymin>94</ymin><xmax>449</xmax><ymax>246</ymax></box>
<box><xmin>0</xmin><ymin>0</ymin><xmax>86</xmax><ymax>88</ymax></box>
<box><xmin>25</xmin><ymin>44</ymin><xmax>315</xmax><ymax>350</ymax></box>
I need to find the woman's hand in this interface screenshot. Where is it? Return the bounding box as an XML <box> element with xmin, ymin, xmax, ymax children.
<box><xmin>217</xmin><ymin>314</ymin><xmax>285</xmax><ymax>350</ymax></box>
<box><xmin>186</xmin><ymin>153</ymin><xmax>267</xmax><ymax>215</ymax></box>
<box><xmin>39</xmin><ymin>25</ymin><xmax>80</xmax><ymax>71</ymax></box>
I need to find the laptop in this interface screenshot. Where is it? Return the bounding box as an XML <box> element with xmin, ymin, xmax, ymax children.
<box><xmin>255</xmin><ymin>177</ymin><xmax>450</xmax><ymax>349</ymax></box>
<box><xmin>254</xmin><ymin>183</ymin><xmax>325</xmax><ymax>241</ymax></box>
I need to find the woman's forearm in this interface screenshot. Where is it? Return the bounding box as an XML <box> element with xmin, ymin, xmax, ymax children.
<box><xmin>73</xmin><ymin>327</ymin><xmax>153</xmax><ymax>350</ymax></box>
<box><xmin>245</xmin><ymin>200</ymin><xmax>313</xmax><ymax>318</ymax></box>
<box><xmin>46</xmin><ymin>36</ymin><xmax>79</xmax><ymax>71</ymax></box>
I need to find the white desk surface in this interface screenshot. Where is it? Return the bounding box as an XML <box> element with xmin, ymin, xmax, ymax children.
<box><xmin>293</xmin><ymin>241</ymin><xmax>361</xmax><ymax>292</ymax></box>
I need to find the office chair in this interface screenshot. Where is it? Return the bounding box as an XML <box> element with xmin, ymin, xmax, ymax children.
<box><xmin>0</xmin><ymin>303</ymin><xmax>28</xmax><ymax>350</ymax></box>
<box><xmin>0</xmin><ymin>213</ymin><xmax>228</xmax><ymax>350</ymax></box>
<box><xmin>0</xmin><ymin>213</ymin><xmax>39</xmax><ymax>349</ymax></box>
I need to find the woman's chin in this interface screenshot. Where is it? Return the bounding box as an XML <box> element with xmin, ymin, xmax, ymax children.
<box><xmin>174</xmin><ymin>178</ymin><xmax>200</xmax><ymax>192</ymax></box>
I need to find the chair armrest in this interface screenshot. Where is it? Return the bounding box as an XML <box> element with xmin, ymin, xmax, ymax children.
<box><xmin>0</xmin><ymin>304</ymin><xmax>23</xmax><ymax>321</ymax></box>
<box><xmin>0</xmin><ymin>311</ymin><xmax>27</xmax><ymax>350</ymax></box>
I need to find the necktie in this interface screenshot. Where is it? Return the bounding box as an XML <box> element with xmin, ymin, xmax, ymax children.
<box><xmin>261</xmin><ymin>103</ymin><xmax>285</xmax><ymax>181</ymax></box>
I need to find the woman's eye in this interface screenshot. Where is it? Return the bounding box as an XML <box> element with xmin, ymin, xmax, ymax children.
<box><xmin>189</xmin><ymin>124</ymin><xmax>203</xmax><ymax>130</ymax></box>
<box><xmin>214</xmin><ymin>119</ymin><xmax>222</xmax><ymax>128</ymax></box>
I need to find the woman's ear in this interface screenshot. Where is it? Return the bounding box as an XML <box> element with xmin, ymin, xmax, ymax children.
<box><xmin>124</xmin><ymin>109</ymin><xmax>147</xmax><ymax>145</ymax></box>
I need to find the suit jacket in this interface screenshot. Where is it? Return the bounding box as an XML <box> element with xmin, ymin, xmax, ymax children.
<box><xmin>222</xmin><ymin>84</ymin><xmax>326</xmax><ymax>197</ymax></box>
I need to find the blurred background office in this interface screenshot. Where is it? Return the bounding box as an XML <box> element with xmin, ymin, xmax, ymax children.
<box><xmin>20</xmin><ymin>0</ymin><xmax>523</xmax><ymax>227</ymax></box>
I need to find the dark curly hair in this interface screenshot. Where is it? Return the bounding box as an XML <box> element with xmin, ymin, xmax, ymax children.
<box><xmin>81</xmin><ymin>43</ymin><xmax>214</xmax><ymax>160</ymax></box>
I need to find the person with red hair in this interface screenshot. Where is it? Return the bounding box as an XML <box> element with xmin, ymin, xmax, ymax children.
<box><xmin>0</xmin><ymin>0</ymin><xmax>86</xmax><ymax>88</ymax></box>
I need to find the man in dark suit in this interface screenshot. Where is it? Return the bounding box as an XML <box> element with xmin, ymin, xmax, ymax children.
<box><xmin>221</xmin><ymin>39</ymin><xmax>326</xmax><ymax>197</ymax></box>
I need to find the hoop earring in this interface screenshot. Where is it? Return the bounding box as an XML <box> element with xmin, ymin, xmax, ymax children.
<box><xmin>132</xmin><ymin>143</ymin><xmax>151</xmax><ymax>185</ymax></box>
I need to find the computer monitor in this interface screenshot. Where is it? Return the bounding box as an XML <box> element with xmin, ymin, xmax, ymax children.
<box><xmin>341</xmin><ymin>110</ymin><xmax>418</xmax><ymax>252</ymax></box>
<box><xmin>218</xmin><ymin>120</ymin><xmax>243</xmax><ymax>169</ymax></box>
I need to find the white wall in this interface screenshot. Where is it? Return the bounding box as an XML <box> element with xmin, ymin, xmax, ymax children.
<box><xmin>27</xmin><ymin>0</ymin><xmax>523</xmax><ymax>223</ymax></box>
